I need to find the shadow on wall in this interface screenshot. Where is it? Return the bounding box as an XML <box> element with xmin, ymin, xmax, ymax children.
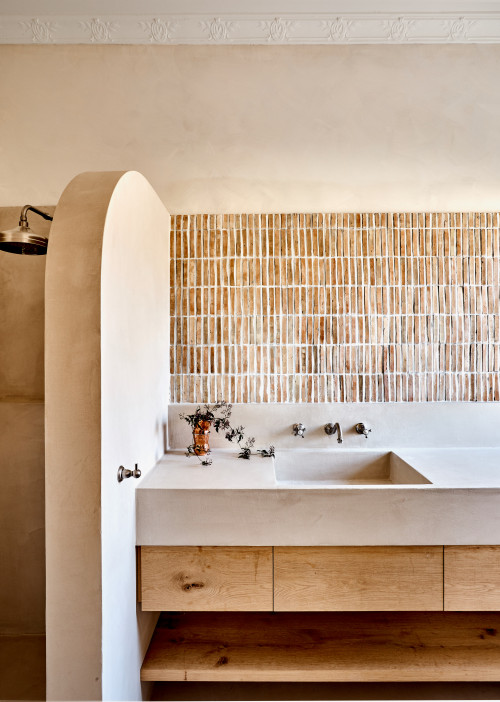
<box><xmin>151</xmin><ymin>681</ymin><xmax>500</xmax><ymax>701</ymax></box>
<box><xmin>0</xmin><ymin>205</ymin><xmax>53</xmax><ymax>699</ymax></box>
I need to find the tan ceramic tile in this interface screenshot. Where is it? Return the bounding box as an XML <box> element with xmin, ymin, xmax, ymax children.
<box><xmin>170</xmin><ymin>211</ymin><xmax>500</xmax><ymax>403</ymax></box>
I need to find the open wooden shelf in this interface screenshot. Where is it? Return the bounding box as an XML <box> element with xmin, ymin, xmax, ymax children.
<box><xmin>141</xmin><ymin>611</ymin><xmax>500</xmax><ymax>682</ymax></box>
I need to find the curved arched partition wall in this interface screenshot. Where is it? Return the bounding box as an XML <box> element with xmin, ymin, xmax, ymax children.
<box><xmin>45</xmin><ymin>171</ymin><xmax>170</xmax><ymax>700</ymax></box>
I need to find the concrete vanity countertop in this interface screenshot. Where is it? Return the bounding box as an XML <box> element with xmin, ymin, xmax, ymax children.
<box><xmin>136</xmin><ymin>447</ymin><xmax>500</xmax><ymax>546</ymax></box>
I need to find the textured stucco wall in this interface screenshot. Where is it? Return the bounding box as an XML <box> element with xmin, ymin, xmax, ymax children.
<box><xmin>0</xmin><ymin>44</ymin><xmax>499</xmax><ymax>213</ymax></box>
<box><xmin>0</xmin><ymin>207</ymin><xmax>52</xmax><ymax>636</ymax></box>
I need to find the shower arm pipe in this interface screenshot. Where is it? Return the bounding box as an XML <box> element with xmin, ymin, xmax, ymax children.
<box><xmin>19</xmin><ymin>205</ymin><xmax>53</xmax><ymax>227</ymax></box>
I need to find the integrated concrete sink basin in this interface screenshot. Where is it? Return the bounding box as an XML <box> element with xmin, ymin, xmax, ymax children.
<box><xmin>274</xmin><ymin>449</ymin><xmax>432</xmax><ymax>487</ymax></box>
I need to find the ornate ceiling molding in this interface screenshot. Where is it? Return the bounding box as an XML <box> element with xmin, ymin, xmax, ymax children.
<box><xmin>2</xmin><ymin>13</ymin><xmax>500</xmax><ymax>44</ymax></box>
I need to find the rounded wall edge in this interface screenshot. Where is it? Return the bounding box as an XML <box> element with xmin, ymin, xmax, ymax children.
<box><xmin>45</xmin><ymin>170</ymin><xmax>127</xmax><ymax>701</ymax></box>
<box><xmin>100</xmin><ymin>170</ymin><xmax>170</xmax><ymax>700</ymax></box>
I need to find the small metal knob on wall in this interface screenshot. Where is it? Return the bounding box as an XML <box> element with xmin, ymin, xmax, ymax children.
<box><xmin>117</xmin><ymin>463</ymin><xmax>142</xmax><ymax>483</ymax></box>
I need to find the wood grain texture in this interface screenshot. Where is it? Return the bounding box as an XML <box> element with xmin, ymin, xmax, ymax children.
<box><xmin>140</xmin><ymin>546</ymin><xmax>272</xmax><ymax>611</ymax></box>
<box><xmin>445</xmin><ymin>545</ymin><xmax>500</xmax><ymax>611</ymax></box>
<box><xmin>136</xmin><ymin>546</ymin><xmax>141</xmax><ymax>603</ymax></box>
<box><xmin>141</xmin><ymin>611</ymin><xmax>500</xmax><ymax>682</ymax></box>
<box><xmin>274</xmin><ymin>546</ymin><xmax>443</xmax><ymax>611</ymax></box>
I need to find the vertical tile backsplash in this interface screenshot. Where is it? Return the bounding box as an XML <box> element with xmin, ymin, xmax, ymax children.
<box><xmin>170</xmin><ymin>213</ymin><xmax>500</xmax><ymax>403</ymax></box>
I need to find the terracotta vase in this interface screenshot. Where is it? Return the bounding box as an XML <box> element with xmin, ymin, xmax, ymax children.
<box><xmin>192</xmin><ymin>419</ymin><xmax>211</xmax><ymax>456</ymax></box>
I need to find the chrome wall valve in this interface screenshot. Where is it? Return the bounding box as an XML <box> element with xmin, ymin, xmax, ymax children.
<box><xmin>355</xmin><ymin>423</ymin><xmax>372</xmax><ymax>438</ymax></box>
<box><xmin>117</xmin><ymin>463</ymin><xmax>142</xmax><ymax>483</ymax></box>
<box><xmin>293</xmin><ymin>423</ymin><xmax>306</xmax><ymax>438</ymax></box>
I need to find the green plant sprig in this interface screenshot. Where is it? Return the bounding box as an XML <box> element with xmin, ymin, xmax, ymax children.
<box><xmin>180</xmin><ymin>401</ymin><xmax>274</xmax><ymax>466</ymax></box>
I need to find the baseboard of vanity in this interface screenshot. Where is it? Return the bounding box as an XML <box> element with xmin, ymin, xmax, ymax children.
<box><xmin>140</xmin><ymin>611</ymin><xmax>500</xmax><ymax>682</ymax></box>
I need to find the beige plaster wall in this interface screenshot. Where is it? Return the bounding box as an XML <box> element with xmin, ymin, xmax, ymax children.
<box><xmin>0</xmin><ymin>207</ymin><xmax>52</xmax><ymax>636</ymax></box>
<box><xmin>0</xmin><ymin>401</ymin><xmax>44</xmax><ymax>635</ymax></box>
<box><xmin>0</xmin><ymin>207</ymin><xmax>52</xmax><ymax>401</ymax></box>
<box><xmin>45</xmin><ymin>174</ymin><xmax>113</xmax><ymax>700</ymax></box>
<box><xmin>0</xmin><ymin>44</ymin><xmax>500</xmax><ymax>213</ymax></box>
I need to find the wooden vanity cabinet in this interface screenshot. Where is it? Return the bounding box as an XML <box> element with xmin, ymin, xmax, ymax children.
<box><xmin>139</xmin><ymin>545</ymin><xmax>500</xmax><ymax>613</ymax></box>
<box><xmin>444</xmin><ymin>546</ymin><xmax>500</xmax><ymax>611</ymax></box>
<box><xmin>140</xmin><ymin>545</ymin><xmax>500</xmax><ymax>683</ymax></box>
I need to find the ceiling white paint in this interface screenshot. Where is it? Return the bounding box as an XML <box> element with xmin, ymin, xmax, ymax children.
<box><xmin>2</xmin><ymin>0</ymin><xmax>500</xmax><ymax>43</ymax></box>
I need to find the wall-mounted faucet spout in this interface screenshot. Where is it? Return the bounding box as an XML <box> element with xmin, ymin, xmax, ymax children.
<box><xmin>324</xmin><ymin>422</ymin><xmax>343</xmax><ymax>443</ymax></box>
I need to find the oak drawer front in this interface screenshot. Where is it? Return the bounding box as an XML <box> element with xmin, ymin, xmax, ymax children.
<box><xmin>140</xmin><ymin>546</ymin><xmax>273</xmax><ymax>611</ymax></box>
<box><xmin>445</xmin><ymin>546</ymin><xmax>500</xmax><ymax>611</ymax></box>
<box><xmin>274</xmin><ymin>546</ymin><xmax>443</xmax><ymax>612</ymax></box>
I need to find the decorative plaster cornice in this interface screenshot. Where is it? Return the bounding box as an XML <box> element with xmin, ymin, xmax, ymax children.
<box><xmin>2</xmin><ymin>13</ymin><xmax>500</xmax><ymax>44</ymax></box>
